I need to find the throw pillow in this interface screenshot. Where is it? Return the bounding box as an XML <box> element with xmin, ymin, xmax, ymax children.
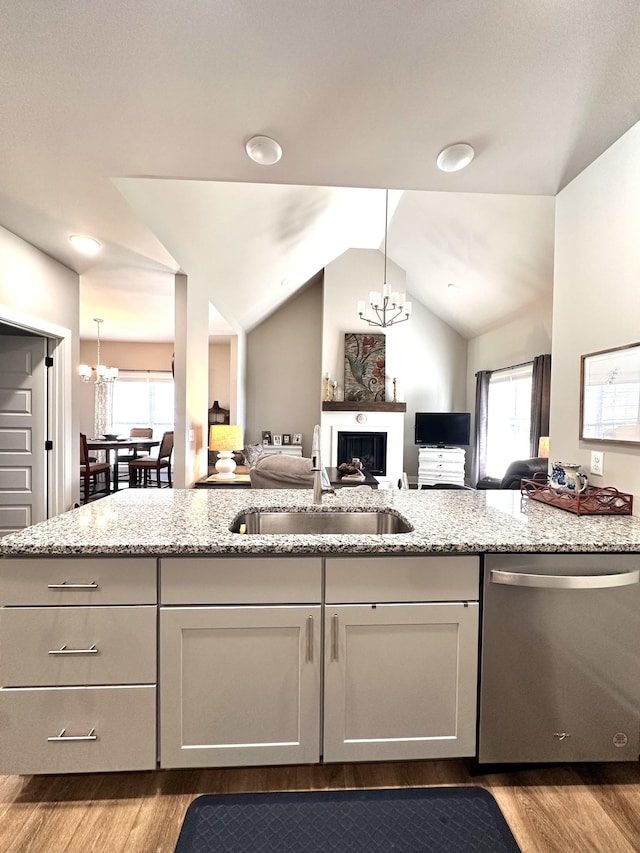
<box><xmin>243</xmin><ymin>443</ymin><xmax>265</xmax><ymax>467</ymax></box>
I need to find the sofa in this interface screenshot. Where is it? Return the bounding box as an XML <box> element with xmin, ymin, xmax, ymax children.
<box><xmin>475</xmin><ymin>457</ymin><xmax>548</xmax><ymax>490</ymax></box>
<box><xmin>249</xmin><ymin>454</ymin><xmax>322</xmax><ymax>489</ymax></box>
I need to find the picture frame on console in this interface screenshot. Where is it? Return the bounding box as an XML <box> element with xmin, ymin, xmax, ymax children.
<box><xmin>282</xmin><ymin>433</ymin><xmax>291</xmax><ymax>444</ymax></box>
<box><xmin>293</xmin><ymin>433</ymin><xmax>302</xmax><ymax>445</ymax></box>
<box><xmin>261</xmin><ymin>430</ymin><xmax>272</xmax><ymax>445</ymax></box>
<box><xmin>272</xmin><ymin>434</ymin><xmax>282</xmax><ymax>446</ymax></box>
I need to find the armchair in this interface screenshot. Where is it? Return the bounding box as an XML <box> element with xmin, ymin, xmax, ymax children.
<box><xmin>476</xmin><ymin>457</ymin><xmax>548</xmax><ymax>490</ymax></box>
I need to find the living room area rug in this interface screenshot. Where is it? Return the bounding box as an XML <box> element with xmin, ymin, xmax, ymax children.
<box><xmin>174</xmin><ymin>786</ymin><xmax>521</xmax><ymax>852</ymax></box>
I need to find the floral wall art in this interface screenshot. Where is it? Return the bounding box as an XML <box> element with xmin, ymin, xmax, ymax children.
<box><xmin>344</xmin><ymin>333</ymin><xmax>386</xmax><ymax>402</ymax></box>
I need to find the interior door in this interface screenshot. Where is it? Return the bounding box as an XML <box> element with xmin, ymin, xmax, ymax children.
<box><xmin>0</xmin><ymin>335</ymin><xmax>47</xmax><ymax>534</ymax></box>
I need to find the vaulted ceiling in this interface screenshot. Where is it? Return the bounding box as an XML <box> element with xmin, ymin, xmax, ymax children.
<box><xmin>2</xmin><ymin>1</ymin><xmax>639</xmax><ymax>341</ymax></box>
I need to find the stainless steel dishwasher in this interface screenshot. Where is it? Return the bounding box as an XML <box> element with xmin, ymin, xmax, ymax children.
<box><xmin>478</xmin><ymin>553</ymin><xmax>640</xmax><ymax>764</ymax></box>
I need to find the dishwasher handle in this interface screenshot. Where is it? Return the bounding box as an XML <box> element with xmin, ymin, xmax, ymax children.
<box><xmin>490</xmin><ymin>568</ymin><xmax>639</xmax><ymax>589</ymax></box>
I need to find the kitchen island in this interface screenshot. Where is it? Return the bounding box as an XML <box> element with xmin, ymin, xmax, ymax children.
<box><xmin>1</xmin><ymin>488</ymin><xmax>639</xmax><ymax>776</ymax></box>
<box><xmin>2</xmin><ymin>486</ymin><xmax>640</xmax><ymax>556</ymax></box>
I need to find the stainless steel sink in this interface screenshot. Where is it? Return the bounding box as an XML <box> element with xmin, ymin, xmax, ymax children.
<box><xmin>232</xmin><ymin>510</ymin><xmax>413</xmax><ymax>535</ymax></box>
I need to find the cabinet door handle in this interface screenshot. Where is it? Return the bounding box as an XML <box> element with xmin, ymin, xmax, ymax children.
<box><xmin>331</xmin><ymin>614</ymin><xmax>339</xmax><ymax>661</ymax></box>
<box><xmin>48</xmin><ymin>644</ymin><xmax>98</xmax><ymax>656</ymax></box>
<box><xmin>306</xmin><ymin>615</ymin><xmax>314</xmax><ymax>663</ymax></box>
<box><xmin>47</xmin><ymin>581</ymin><xmax>100</xmax><ymax>590</ymax></box>
<box><xmin>47</xmin><ymin>727</ymin><xmax>97</xmax><ymax>742</ymax></box>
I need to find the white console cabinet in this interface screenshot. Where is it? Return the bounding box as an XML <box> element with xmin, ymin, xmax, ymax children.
<box><xmin>418</xmin><ymin>446</ymin><xmax>466</xmax><ymax>487</ymax></box>
<box><xmin>262</xmin><ymin>445</ymin><xmax>303</xmax><ymax>457</ymax></box>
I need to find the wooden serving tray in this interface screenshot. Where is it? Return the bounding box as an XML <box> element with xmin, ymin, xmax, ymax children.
<box><xmin>521</xmin><ymin>476</ymin><xmax>633</xmax><ymax>516</ymax></box>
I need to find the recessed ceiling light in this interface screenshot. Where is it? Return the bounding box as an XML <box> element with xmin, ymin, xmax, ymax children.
<box><xmin>69</xmin><ymin>234</ymin><xmax>101</xmax><ymax>255</ymax></box>
<box><xmin>447</xmin><ymin>282</ymin><xmax>459</xmax><ymax>293</ymax></box>
<box><xmin>245</xmin><ymin>135</ymin><xmax>283</xmax><ymax>165</ymax></box>
<box><xmin>436</xmin><ymin>143</ymin><xmax>475</xmax><ymax>173</ymax></box>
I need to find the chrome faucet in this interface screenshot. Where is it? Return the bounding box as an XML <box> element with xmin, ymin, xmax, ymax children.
<box><xmin>311</xmin><ymin>424</ymin><xmax>334</xmax><ymax>504</ymax></box>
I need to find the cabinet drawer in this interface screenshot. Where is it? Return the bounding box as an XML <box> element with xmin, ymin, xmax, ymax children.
<box><xmin>419</xmin><ymin>449</ymin><xmax>464</xmax><ymax>463</ymax></box>
<box><xmin>0</xmin><ymin>685</ymin><xmax>156</xmax><ymax>774</ymax></box>
<box><xmin>161</xmin><ymin>557</ymin><xmax>322</xmax><ymax>604</ymax></box>
<box><xmin>326</xmin><ymin>556</ymin><xmax>479</xmax><ymax>603</ymax></box>
<box><xmin>420</xmin><ymin>462</ymin><xmax>465</xmax><ymax>474</ymax></box>
<box><xmin>0</xmin><ymin>558</ymin><xmax>157</xmax><ymax>605</ymax></box>
<box><xmin>0</xmin><ymin>606</ymin><xmax>156</xmax><ymax>687</ymax></box>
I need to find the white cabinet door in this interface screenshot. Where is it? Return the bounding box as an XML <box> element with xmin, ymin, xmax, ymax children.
<box><xmin>323</xmin><ymin>602</ymin><xmax>478</xmax><ymax>763</ymax></box>
<box><xmin>160</xmin><ymin>605</ymin><xmax>321</xmax><ymax>768</ymax></box>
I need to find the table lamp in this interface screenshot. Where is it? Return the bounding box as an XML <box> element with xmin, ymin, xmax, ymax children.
<box><xmin>538</xmin><ymin>436</ymin><xmax>550</xmax><ymax>458</ymax></box>
<box><xmin>209</xmin><ymin>424</ymin><xmax>243</xmax><ymax>479</ymax></box>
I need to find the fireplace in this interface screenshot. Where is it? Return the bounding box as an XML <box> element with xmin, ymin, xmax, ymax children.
<box><xmin>321</xmin><ymin>403</ymin><xmax>406</xmax><ymax>488</ymax></box>
<box><xmin>337</xmin><ymin>431</ymin><xmax>387</xmax><ymax>475</ymax></box>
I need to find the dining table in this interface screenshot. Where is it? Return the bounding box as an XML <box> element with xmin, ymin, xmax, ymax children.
<box><xmin>86</xmin><ymin>438</ymin><xmax>161</xmax><ymax>492</ymax></box>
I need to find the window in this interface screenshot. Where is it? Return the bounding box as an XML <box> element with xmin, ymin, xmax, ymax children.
<box><xmin>110</xmin><ymin>371</ymin><xmax>174</xmax><ymax>438</ymax></box>
<box><xmin>485</xmin><ymin>363</ymin><xmax>533</xmax><ymax>478</ymax></box>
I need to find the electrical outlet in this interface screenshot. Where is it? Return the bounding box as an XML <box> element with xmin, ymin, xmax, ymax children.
<box><xmin>590</xmin><ymin>450</ymin><xmax>604</xmax><ymax>476</ymax></box>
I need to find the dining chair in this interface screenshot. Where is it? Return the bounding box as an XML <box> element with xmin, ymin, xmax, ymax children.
<box><xmin>115</xmin><ymin>427</ymin><xmax>154</xmax><ymax>480</ymax></box>
<box><xmin>80</xmin><ymin>433</ymin><xmax>111</xmax><ymax>503</ymax></box>
<box><xmin>128</xmin><ymin>430</ymin><xmax>174</xmax><ymax>488</ymax></box>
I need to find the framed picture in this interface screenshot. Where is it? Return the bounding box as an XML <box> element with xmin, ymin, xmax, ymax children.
<box><xmin>344</xmin><ymin>332</ymin><xmax>386</xmax><ymax>402</ymax></box>
<box><xmin>282</xmin><ymin>433</ymin><xmax>291</xmax><ymax>444</ymax></box>
<box><xmin>261</xmin><ymin>430</ymin><xmax>272</xmax><ymax>445</ymax></box>
<box><xmin>580</xmin><ymin>342</ymin><xmax>640</xmax><ymax>445</ymax></box>
<box><xmin>273</xmin><ymin>434</ymin><xmax>282</xmax><ymax>446</ymax></box>
<box><xmin>293</xmin><ymin>433</ymin><xmax>302</xmax><ymax>445</ymax></box>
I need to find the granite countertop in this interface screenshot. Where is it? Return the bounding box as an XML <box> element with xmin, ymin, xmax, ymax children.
<box><xmin>2</xmin><ymin>488</ymin><xmax>640</xmax><ymax>557</ymax></box>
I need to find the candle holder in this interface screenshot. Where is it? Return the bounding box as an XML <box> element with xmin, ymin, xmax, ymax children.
<box><xmin>324</xmin><ymin>375</ymin><xmax>331</xmax><ymax>402</ymax></box>
<box><xmin>392</xmin><ymin>377</ymin><xmax>397</xmax><ymax>403</ymax></box>
<box><xmin>331</xmin><ymin>381</ymin><xmax>337</xmax><ymax>402</ymax></box>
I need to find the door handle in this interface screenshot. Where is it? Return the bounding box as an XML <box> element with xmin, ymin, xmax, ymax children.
<box><xmin>306</xmin><ymin>615</ymin><xmax>313</xmax><ymax>663</ymax></box>
<box><xmin>48</xmin><ymin>727</ymin><xmax>97</xmax><ymax>742</ymax></box>
<box><xmin>48</xmin><ymin>644</ymin><xmax>98</xmax><ymax>656</ymax></box>
<box><xmin>490</xmin><ymin>569</ymin><xmax>639</xmax><ymax>589</ymax></box>
<box><xmin>331</xmin><ymin>614</ymin><xmax>339</xmax><ymax>661</ymax></box>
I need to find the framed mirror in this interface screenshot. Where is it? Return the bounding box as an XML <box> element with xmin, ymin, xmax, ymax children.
<box><xmin>580</xmin><ymin>342</ymin><xmax>640</xmax><ymax>445</ymax></box>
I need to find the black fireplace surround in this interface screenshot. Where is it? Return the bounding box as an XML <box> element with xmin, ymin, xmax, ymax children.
<box><xmin>337</xmin><ymin>431</ymin><xmax>387</xmax><ymax>476</ymax></box>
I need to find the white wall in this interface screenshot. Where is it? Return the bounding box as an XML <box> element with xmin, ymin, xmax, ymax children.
<box><xmin>552</xmin><ymin>120</ymin><xmax>640</xmax><ymax>511</ymax></box>
<box><xmin>0</xmin><ymin>225</ymin><xmax>79</xmax><ymax>510</ymax></box>
<box><xmin>174</xmin><ymin>273</ymin><xmax>210</xmax><ymax>488</ymax></box>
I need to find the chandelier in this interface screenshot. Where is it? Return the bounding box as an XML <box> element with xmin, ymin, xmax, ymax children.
<box><xmin>357</xmin><ymin>189</ymin><xmax>412</xmax><ymax>328</ymax></box>
<box><xmin>79</xmin><ymin>318</ymin><xmax>118</xmax><ymax>384</ymax></box>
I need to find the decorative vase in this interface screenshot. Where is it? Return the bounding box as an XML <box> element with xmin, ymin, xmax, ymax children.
<box><xmin>549</xmin><ymin>462</ymin><xmax>589</xmax><ymax>494</ymax></box>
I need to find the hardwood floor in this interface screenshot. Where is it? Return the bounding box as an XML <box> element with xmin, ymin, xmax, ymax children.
<box><xmin>1</xmin><ymin>760</ymin><xmax>638</xmax><ymax>852</ymax></box>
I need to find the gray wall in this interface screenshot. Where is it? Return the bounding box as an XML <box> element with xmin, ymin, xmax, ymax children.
<box><xmin>246</xmin><ymin>274</ymin><xmax>323</xmax><ymax>458</ymax></box>
<box><xmin>551</xmin><ymin>120</ymin><xmax>640</xmax><ymax>512</ymax></box>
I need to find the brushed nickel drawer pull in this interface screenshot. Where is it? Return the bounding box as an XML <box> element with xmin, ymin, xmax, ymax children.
<box><xmin>331</xmin><ymin>614</ymin><xmax>339</xmax><ymax>661</ymax></box>
<box><xmin>48</xmin><ymin>644</ymin><xmax>98</xmax><ymax>656</ymax></box>
<box><xmin>47</xmin><ymin>581</ymin><xmax>100</xmax><ymax>590</ymax></box>
<box><xmin>306</xmin><ymin>615</ymin><xmax>314</xmax><ymax>663</ymax></box>
<box><xmin>48</xmin><ymin>727</ymin><xmax>97</xmax><ymax>742</ymax></box>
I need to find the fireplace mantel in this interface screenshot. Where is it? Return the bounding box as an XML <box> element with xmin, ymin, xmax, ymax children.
<box><xmin>322</xmin><ymin>401</ymin><xmax>407</xmax><ymax>413</ymax></box>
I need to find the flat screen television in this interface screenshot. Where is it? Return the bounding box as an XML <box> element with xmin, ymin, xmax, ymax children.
<box><xmin>415</xmin><ymin>412</ymin><xmax>471</xmax><ymax>447</ymax></box>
